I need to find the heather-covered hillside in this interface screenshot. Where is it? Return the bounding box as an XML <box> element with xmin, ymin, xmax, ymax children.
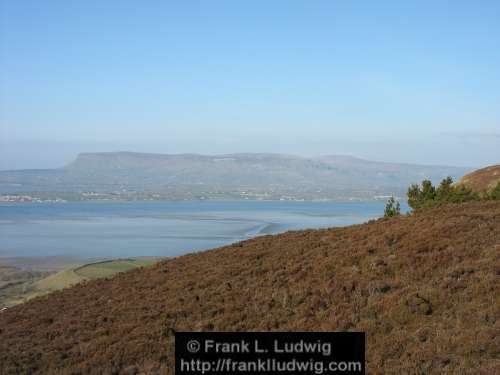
<box><xmin>1</xmin><ymin>201</ymin><xmax>499</xmax><ymax>374</ymax></box>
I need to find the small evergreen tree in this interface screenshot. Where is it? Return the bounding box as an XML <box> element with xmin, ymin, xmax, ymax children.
<box><xmin>384</xmin><ymin>196</ymin><xmax>401</xmax><ymax>217</ymax></box>
<box><xmin>421</xmin><ymin>179</ymin><xmax>436</xmax><ymax>202</ymax></box>
<box><xmin>407</xmin><ymin>179</ymin><xmax>436</xmax><ymax>209</ymax></box>
<box><xmin>449</xmin><ymin>184</ymin><xmax>479</xmax><ymax>203</ymax></box>
<box><xmin>435</xmin><ymin>176</ymin><xmax>454</xmax><ymax>202</ymax></box>
<box><xmin>407</xmin><ymin>183</ymin><xmax>422</xmax><ymax>210</ymax></box>
<box><xmin>407</xmin><ymin>177</ymin><xmax>482</xmax><ymax>210</ymax></box>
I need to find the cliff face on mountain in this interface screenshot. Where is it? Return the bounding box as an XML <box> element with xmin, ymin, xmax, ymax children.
<box><xmin>1</xmin><ymin>201</ymin><xmax>499</xmax><ymax>374</ymax></box>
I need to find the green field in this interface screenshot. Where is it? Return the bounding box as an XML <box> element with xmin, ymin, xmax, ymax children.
<box><xmin>0</xmin><ymin>258</ymin><xmax>160</xmax><ymax>308</ymax></box>
<box><xmin>75</xmin><ymin>259</ymin><xmax>156</xmax><ymax>279</ymax></box>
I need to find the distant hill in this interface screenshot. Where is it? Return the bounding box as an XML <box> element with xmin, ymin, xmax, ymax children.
<box><xmin>1</xmin><ymin>201</ymin><xmax>499</xmax><ymax>374</ymax></box>
<box><xmin>458</xmin><ymin>164</ymin><xmax>500</xmax><ymax>193</ymax></box>
<box><xmin>0</xmin><ymin>152</ymin><xmax>471</xmax><ymax>201</ymax></box>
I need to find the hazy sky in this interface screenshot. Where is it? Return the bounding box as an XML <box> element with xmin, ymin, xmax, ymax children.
<box><xmin>1</xmin><ymin>1</ymin><xmax>499</xmax><ymax>169</ymax></box>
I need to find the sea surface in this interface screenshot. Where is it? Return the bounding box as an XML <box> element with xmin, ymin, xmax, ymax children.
<box><xmin>0</xmin><ymin>201</ymin><xmax>405</xmax><ymax>262</ymax></box>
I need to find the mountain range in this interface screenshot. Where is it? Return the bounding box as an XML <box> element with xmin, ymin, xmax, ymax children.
<box><xmin>0</xmin><ymin>152</ymin><xmax>471</xmax><ymax>201</ymax></box>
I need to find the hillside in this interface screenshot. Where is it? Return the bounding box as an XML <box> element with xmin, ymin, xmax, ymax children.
<box><xmin>458</xmin><ymin>164</ymin><xmax>500</xmax><ymax>193</ymax></box>
<box><xmin>0</xmin><ymin>259</ymin><xmax>159</xmax><ymax>308</ymax></box>
<box><xmin>0</xmin><ymin>152</ymin><xmax>470</xmax><ymax>201</ymax></box>
<box><xmin>1</xmin><ymin>201</ymin><xmax>499</xmax><ymax>374</ymax></box>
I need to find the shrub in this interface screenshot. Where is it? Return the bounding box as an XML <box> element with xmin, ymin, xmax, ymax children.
<box><xmin>406</xmin><ymin>177</ymin><xmax>479</xmax><ymax>211</ymax></box>
<box><xmin>407</xmin><ymin>183</ymin><xmax>423</xmax><ymax>210</ymax></box>
<box><xmin>448</xmin><ymin>184</ymin><xmax>479</xmax><ymax>203</ymax></box>
<box><xmin>384</xmin><ymin>196</ymin><xmax>401</xmax><ymax>218</ymax></box>
<box><xmin>489</xmin><ymin>182</ymin><xmax>500</xmax><ymax>200</ymax></box>
<box><xmin>435</xmin><ymin>176</ymin><xmax>454</xmax><ymax>201</ymax></box>
<box><xmin>407</xmin><ymin>179</ymin><xmax>436</xmax><ymax>210</ymax></box>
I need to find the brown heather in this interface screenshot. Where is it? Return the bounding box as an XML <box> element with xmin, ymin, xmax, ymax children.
<box><xmin>1</xmin><ymin>201</ymin><xmax>499</xmax><ymax>374</ymax></box>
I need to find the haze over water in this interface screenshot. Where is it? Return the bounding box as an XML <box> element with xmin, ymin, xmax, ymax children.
<box><xmin>0</xmin><ymin>201</ymin><xmax>402</xmax><ymax>261</ymax></box>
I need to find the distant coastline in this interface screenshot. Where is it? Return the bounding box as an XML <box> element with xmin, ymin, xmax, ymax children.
<box><xmin>0</xmin><ymin>152</ymin><xmax>470</xmax><ymax>202</ymax></box>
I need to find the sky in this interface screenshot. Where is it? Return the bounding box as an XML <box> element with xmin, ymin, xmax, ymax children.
<box><xmin>1</xmin><ymin>0</ymin><xmax>499</xmax><ymax>169</ymax></box>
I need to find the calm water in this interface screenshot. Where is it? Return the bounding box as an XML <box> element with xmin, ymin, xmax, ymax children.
<box><xmin>0</xmin><ymin>201</ymin><xmax>400</xmax><ymax>260</ymax></box>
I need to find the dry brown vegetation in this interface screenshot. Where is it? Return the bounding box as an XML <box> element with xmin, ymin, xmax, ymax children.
<box><xmin>459</xmin><ymin>164</ymin><xmax>500</xmax><ymax>193</ymax></box>
<box><xmin>1</xmin><ymin>201</ymin><xmax>499</xmax><ymax>374</ymax></box>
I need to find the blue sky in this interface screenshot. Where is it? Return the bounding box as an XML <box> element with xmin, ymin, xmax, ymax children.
<box><xmin>1</xmin><ymin>1</ymin><xmax>499</xmax><ymax>169</ymax></box>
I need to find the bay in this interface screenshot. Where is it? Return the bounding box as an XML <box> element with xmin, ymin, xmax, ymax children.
<box><xmin>0</xmin><ymin>201</ymin><xmax>405</xmax><ymax>262</ymax></box>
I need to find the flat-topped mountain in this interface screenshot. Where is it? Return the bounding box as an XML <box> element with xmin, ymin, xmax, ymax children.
<box><xmin>458</xmin><ymin>164</ymin><xmax>500</xmax><ymax>193</ymax></box>
<box><xmin>0</xmin><ymin>152</ymin><xmax>471</xmax><ymax>201</ymax></box>
<box><xmin>1</xmin><ymin>200</ymin><xmax>499</xmax><ymax>374</ymax></box>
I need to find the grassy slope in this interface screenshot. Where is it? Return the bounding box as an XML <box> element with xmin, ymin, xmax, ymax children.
<box><xmin>36</xmin><ymin>258</ymin><xmax>158</xmax><ymax>291</ymax></box>
<box><xmin>0</xmin><ymin>202</ymin><xmax>499</xmax><ymax>374</ymax></box>
<box><xmin>74</xmin><ymin>259</ymin><xmax>157</xmax><ymax>279</ymax></box>
<box><xmin>1</xmin><ymin>259</ymin><xmax>158</xmax><ymax>307</ymax></box>
<box><xmin>34</xmin><ymin>269</ymin><xmax>84</xmax><ymax>292</ymax></box>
